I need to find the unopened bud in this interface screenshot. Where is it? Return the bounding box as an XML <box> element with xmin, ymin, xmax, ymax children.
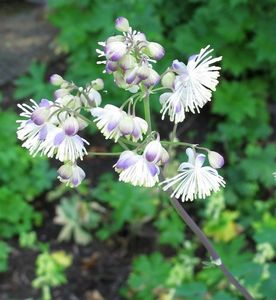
<box><xmin>105</xmin><ymin>41</ymin><xmax>127</xmax><ymax>61</ymax></box>
<box><xmin>115</xmin><ymin>17</ymin><xmax>130</xmax><ymax>32</ymax></box>
<box><xmin>91</xmin><ymin>78</ymin><xmax>104</xmax><ymax>90</ymax></box>
<box><xmin>54</xmin><ymin>88</ymin><xmax>69</xmax><ymax>99</ymax></box>
<box><xmin>50</xmin><ymin>74</ymin><xmax>64</xmax><ymax>86</ymax></box>
<box><xmin>119</xmin><ymin>54</ymin><xmax>136</xmax><ymax>70</ymax></box>
<box><xmin>137</xmin><ymin>65</ymin><xmax>150</xmax><ymax>80</ymax></box>
<box><xmin>87</xmin><ymin>89</ymin><xmax>102</xmax><ymax>107</ymax></box>
<box><xmin>161</xmin><ymin>72</ymin><xmax>176</xmax><ymax>89</ymax></box>
<box><xmin>119</xmin><ymin>116</ymin><xmax>134</xmax><ymax>135</ymax></box>
<box><xmin>146</xmin><ymin>42</ymin><xmax>165</xmax><ymax>60</ymax></box>
<box><xmin>208</xmin><ymin>151</ymin><xmax>224</xmax><ymax>169</ymax></box>
<box><xmin>57</xmin><ymin>164</ymin><xmax>73</xmax><ymax>180</ymax></box>
<box><xmin>143</xmin><ymin>69</ymin><xmax>160</xmax><ymax>87</ymax></box>
<box><xmin>31</xmin><ymin>107</ymin><xmax>50</xmax><ymax>126</ymax></box>
<box><xmin>63</xmin><ymin>116</ymin><xmax>79</xmax><ymax>136</ymax></box>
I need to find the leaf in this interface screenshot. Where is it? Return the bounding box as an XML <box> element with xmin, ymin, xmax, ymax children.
<box><xmin>175</xmin><ymin>282</ymin><xmax>207</xmax><ymax>299</ymax></box>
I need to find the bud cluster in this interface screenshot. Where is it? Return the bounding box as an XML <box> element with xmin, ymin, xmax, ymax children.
<box><xmin>97</xmin><ymin>17</ymin><xmax>164</xmax><ymax>92</ymax></box>
<box><xmin>17</xmin><ymin>74</ymin><xmax>104</xmax><ymax>187</ymax></box>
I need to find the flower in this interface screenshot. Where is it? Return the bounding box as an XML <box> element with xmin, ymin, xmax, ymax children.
<box><xmin>57</xmin><ymin>163</ymin><xmax>86</xmax><ymax>187</ymax></box>
<box><xmin>39</xmin><ymin>116</ymin><xmax>88</xmax><ymax>162</ymax></box>
<box><xmin>160</xmin><ymin>148</ymin><xmax>225</xmax><ymax>201</ymax></box>
<box><xmin>91</xmin><ymin>104</ymin><xmax>148</xmax><ymax>142</ymax></box>
<box><xmin>17</xmin><ymin>99</ymin><xmax>56</xmax><ymax>156</ymax></box>
<box><xmin>114</xmin><ymin>151</ymin><xmax>160</xmax><ymax>187</ymax></box>
<box><xmin>160</xmin><ymin>45</ymin><xmax>222</xmax><ymax>123</ymax></box>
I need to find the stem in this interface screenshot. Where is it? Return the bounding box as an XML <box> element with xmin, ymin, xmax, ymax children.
<box><xmin>160</xmin><ymin>174</ymin><xmax>254</xmax><ymax>300</ymax></box>
<box><xmin>143</xmin><ymin>91</ymin><xmax>152</xmax><ymax>133</ymax></box>
<box><xmin>42</xmin><ymin>285</ymin><xmax>51</xmax><ymax>300</ymax></box>
<box><xmin>161</xmin><ymin>140</ymin><xmax>209</xmax><ymax>152</ymax></box>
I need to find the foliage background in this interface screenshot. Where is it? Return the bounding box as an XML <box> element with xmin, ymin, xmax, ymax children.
<box><xmin>0</xmin><ymin>0</ymin><xmax>275</xmax><ymax>299</ymax></box>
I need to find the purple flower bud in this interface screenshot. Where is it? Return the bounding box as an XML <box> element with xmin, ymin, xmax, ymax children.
<box><xmin>171</xmin><ymin>60</ymin><xmax>187</xmax><ymax>74</ymax></box>
<box><xmin>208</xmin><ymin>151</ymin><xmax>224</xmax><ymax>169</ymax></box>
<box><xmin>161</xmin><ymin>148</ymin><xmax>169</xmax><ymax>164</ymax></box>
<box><xmin>146</xmin><ymin>42</ymin><xmax>165</xmax><ymax>60</ymax></box>
<box><xmin>57</xmin><ymin>164</ymin><xmax>85</xmax><ymax>187</ymax></box>
<box><xmin>143</xmin><ymin>69</ymin><xmax>160</xmax><ymax>87</ymax></box>
<box><xmin>136</xmin><ymin>65</ymin><xmax>150</xmax><ymax>80</ymax></box>
<box><xmin>106</xmin><ymin>61</ymin><xmax>118</xmax><ymax>73</ymax></box>
<box><xmin>71</xmin><ymin>166</ymin><xmax>86</xmax><ymax>187</ymax></box>
<box><xmin>63</xmin><ymin>117</ymin><xmax>79</xmax><ymax>136</ymax></box>
<box><xmin>119</xmin><ymin>54</ymin><xmax>136</xmax><ymax>70</ymax></box>
<box><xmin>105</xmin><ymin>41</ymin><xmax>127</xmax><ymax>61</ymax></box>
<box><xmin>119</xmin><ymin>116</ymin><xmax>134</xmax><ymax>135</ymax></box>
<box><xmin>125</xmin><ymin>68</ymin><xmax>137</xmax><ymax>84</ymax></box>
<box><xmin>31</xmin><ymin>107</ymin><xmax>50</xmax><ymax>126</ymax></box>
<box><xmin>115</xmin><ymin>17</ymin><xmax>130</xmax><ymax>32</ymax></box>
<box><xmin>115</xmin><ymin>151</ymin><xmax>138</xmax><ymax>170</ymax></box>
<box><xmin>144</xmin><ymin>140</ymin><xmax>162</xmax><ymax>163</ymax></box>
<box><xmin>57</xmin><ymin>164</ymin><xmax>73</xmax><ymax>180</ymax></box>
<box><xmin>50</xmin><ymin>74</ymin><xmax>64</xmax><ymax>86</ymax></box>
<box><xmin>88</xmin><ymin>89</ymin><xmax>102</xmax><ymax>107</ymax></box>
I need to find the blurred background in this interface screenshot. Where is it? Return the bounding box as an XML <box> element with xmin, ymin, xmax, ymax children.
<box><xmin>0</xmin><ymin>0</ymin><xmax>275</xmax><ymax>299</ymax></box>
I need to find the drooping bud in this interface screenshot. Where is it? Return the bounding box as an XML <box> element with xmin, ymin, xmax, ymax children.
<box><xmin>171</xmin><ymin>59</ymin><xmax>187</xmax><ymax>74</ymax></box>
<box><xmin>144</xmin><ymin>139</ymin><xmax>163</xmax><ymax>163</ymax></box>
<box><xmin>115</xmin><ymin>151</ymin><xmax>139</xmax><ymax>171</ymax></box>
<box><xmin>119</xmin><ymin>54</ymin><xmax>136</xmax><ymax>70</ymax></box>
<box><xmin>106</xmin><ymin>35</ymin><xmax>125</xmax><ymax>44</ymax></box>
<box><xmin>115</xmin><ymin>17</ymin><xmax>130</xmax><ymax>32</ymax></box>
<box><xmin>63</xmin><ymin>116</ymin><xmax>79</xmax><ymax>136</ymax></box>
<box><xmin>87</xmin><ymin>89</ymin><xmax>102</xmax><ymax>107</ymax></box>
<box><xmin>119</xmin><ymin>116</ymin><xmax>134</xmax><ymax>135</ymax></box>
<box><xmin>136</xmin><ymin>65</ymin><xmax>150</xmax><ymax>80</ymax></box>
<box><xmin>208</xmin><ymin>151</ymin><xmax>224</xmax><ymax>169</ymax></box>
<box><xmin>133</xmin><ymin>32</ymin><xmax>147</xmax><ymax>44</ymax></box>
<box><xmin>54</xmin><ymin>88</ymin><xmax>69</xmax><ymax>99</ymax></box>
<box><xmin>146</xmin><ymin>42</ymin><xmax>165</xmax><ymax>60</ymax></box>
<box><xmin>125</xmin><ymin>68</ymin><xmax>137</xmax><ymax>84</ymax></box>
<box><xmin>143</xmin><ymin>69</ymin><xmax>160</xmax><ymax>87</ymax></box>
<box><xmin>161</xmin><ymin>148</ymin><xmax>169</xmax><ymax>164</ymax></box>
<box><xmin>91</xmin><ymin>78</ymin><xmax>104</xmax><ymax>90</ymax></box>
<box><xmin>31</xmin><ymin>107</ymin><xmax>50</xmax><ymax>126</ymax></box>
<box><xmin>106</xmin><ymin>61</ymin><xmax>118</xmax><ymax>73</ymax></box>
<box><xmin>161</xmin><ymin>72</ymin><xmax>176</xmax><ymax>89</ymax></box>
<box><xmin>57</xmin><ymin>164</ymin><xmax>85</xmax><ymax>187</ymax></box>
<box><xmin>105</xmin><ymin>41</ymin><xmax>127</xmax><ymax>61</ymax></box>
<box><xmin>50</xmin><ymin>74</ymin><xmax>64</xmax><ymax>86</ymax></box>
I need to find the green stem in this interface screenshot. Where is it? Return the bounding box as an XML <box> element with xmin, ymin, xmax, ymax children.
<box><xmin>87</xmin><ymin>152</ymin><xmax>121</xmax><ymax>156</ymax></box>
<box><xmin>143</xmin><ymin>91</ymin><xmax>152</xmax><ymax>133</ymax></box>
<box><xmin>42</xmin><ymin>285</ymin><xmax>51</xmax><ymax>300</ymax></box>
<box><xmin>161</xmin><ymin>140</ymin><xmax>209</xmax><ymax>152</ymax></box>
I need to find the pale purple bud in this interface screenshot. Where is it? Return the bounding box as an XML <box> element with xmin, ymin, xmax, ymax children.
<box><xmin>39</xmin><ymin>99</ymin><xmax>51</xmax><ymax>108</ymax></box>
<box><xmin>57</xmin><ymin>164</ymin><xmax>73</xmax><ymax>180</ymax></box>
<box><xmin>161</xmin><ymin>72</ymin><xmax>176</xmax><ymax>89</ymax></box>
<box><xmin>63</xmin><ymin>116</ymin><xmax>79</xmax><ymax>136</ymax></box>
<box><xmin>146</xmin><ymin>42</ymin><xmax>165</xmax><ymax>60</ymax></box>
<box><xmin>105</xmin><ymin>41</ymin><xmax>127</xmax><ymax>61</ymax></box>
<box><xmin>115</xmin><ymin>17</ymin><xmax>130</xmax><ymax>32</ymax></box>
<box><xmin>106</xmin><ymin>61</ymin><xmax>118</xmax><ymax>73</ymax></box>
<box><xmin>106</xmin><ymin>35</ymin><xmax>125</xmax><ymax>44</ymax></box>
<box><xmin>208</xmin><ymin>151</ymin><xmax>224</xmax><ymax>169</ymax></box>
<box><xmin>144</xmin><ymin>140</ymin><xmax>162</xmax><ymax>163</ymax></box>
<box><xmin>91</xmin><ymin>78</ymin><xmax>104</xmax><ymax>90</ymax></box>
<box><xmin>31</xmin><ymin>107</ymin><xmax>50</xmax><ymax>126</ymax></box>
<box><xmin>50</xmin><ymin>74</ymin><xmax>64</xmax><ymax>86</ymax></box>
<box><xmin>172</xmin><ymin>60</ymin><xmax>187</xmax><ymax>74</ymax></box>
<box><xmin>88</xmin><ymin>89</ymin><xmax>102</xmax><ymax>107</ymax></box>
<box><xmin>136</xmin><ymin>65</ymin><xmax>150</xmax><ymax>80</ymax></box>
<box><xmin>119</xmin><ymin>116</ymin><xmax>134</xmax><ymax>135</ymax></box>
<box><xmin>77</xmin><ymin>117</ymin><xmax>88</xmax><ymax>130</ymax></box>
<box><xmin>133</xmin><ymin>32</ymin><xmax>147</xmax><ymax>43</ymax></box>
<box><xmin>70</xmin><ymin>166</ymin><xmax>86</xmax><ymax>187</ymax></box>
<box><xmin>54</xmin><ymin>88</ymin><xmax>69</xmax><ymax>99</ymax></box>
<box><xmin>115</xmin><ymin>151</ymin><xmax>138</xmax><ymax>170</ymax></box>
<box><xmin>119</xmin><ymin>54</ymin><xmax>136</xmax><ymax>70</ymax></box>
<box><xmin>125</xmin><ymin>68</ymin><xmax>137</xmax><ymax>84</ymax></box>
<box><xmin>143</xmin><ymin>69</ymin><xmax>160</xmax><ymax>87</ymax></box>
<box><xmin>113</xmin><ymin>72</ymin><xmax>128</xmax><ymax>89</ymax></box>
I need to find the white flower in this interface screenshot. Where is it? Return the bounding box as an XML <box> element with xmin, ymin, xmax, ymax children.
<box><xmin>114</xmin><ymin>151</ymin><xmax>159</xmax><ymax>187</ymax></box>
<box><xmin>91</xmin><ymin>104</ymin><xmax>125</xmax><ymax>142</ymax></box>
<box><xmin>57</xmin><ymin>163</ymin><xmax>86</xmax><ymax>187</ymax></box>
<box><xmin>17</xmin><ymin>99</ymin><xmax>56</xmax><ymax>156</ymax></box>
<box><xmin>39</xmin><ymin>117</ymin><xmax>89</xmax><ymax>162</ymax></box>
<box><xmin>160</xmin><ymin>45</ymin><xmax>222</xmax><ymax>123</ymax></box>
<box><xmin>91</xmin><ymin>104</ymin><xmax>148</xmax><ymax>142</ymax></box>
<box><xmin>160</xmin><ymin>148</ymin><xmax>225</xmax><ymax>201</ymax></box>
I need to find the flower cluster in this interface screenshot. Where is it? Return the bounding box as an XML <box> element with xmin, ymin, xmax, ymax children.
<box><xmin>17</xmin><ymin>16</ymin><xmax>227</xmax><ymax>202</ymax></box>
<box><xmin>97</xmin><ymin>17</ymin><xmax>163</xmax><ymax>92</ymax></box>
<box><xmin>160</xmin><ymin>45</ymin><xmax>222</xmax><ymax>123</ymax></box>
<box><xmin>17</xmin><ymin>75</ymin><xmax>104</xmax><ymax>187</ymax></box>
<box><xmin>114</xmin><ymin>138</ymin><xmax>168</xmax><ymax>187</ymax></box>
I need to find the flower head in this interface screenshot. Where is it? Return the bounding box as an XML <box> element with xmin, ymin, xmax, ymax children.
<box><xmin>160</xmin><ymin>148</ymin><xmax>225</xmax><ymax>201</ymax></box>
<box><xmin>160</xmin><ymin>45</ymin><xmax>222</xmax><ymax>123</ymax></box>
<box><xmin>114</xmin><ymin>151</ymin><xmax>159</xmax><ymax>187</ymax></box>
